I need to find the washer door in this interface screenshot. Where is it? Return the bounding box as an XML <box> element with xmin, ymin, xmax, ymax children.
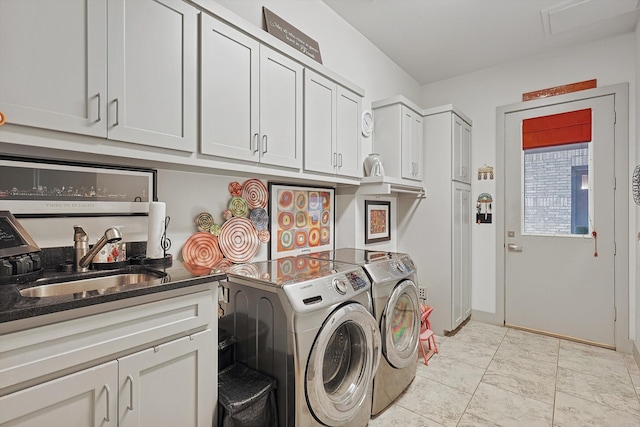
<box><xmin>306</xmin><ymin>303</ymin><xmax>381</xmax><ymax>426</ymax></box>
<box><xmin>381</xmin><ymin>279</ymin><xmax>420</xmax><ymax>369</ymax></box>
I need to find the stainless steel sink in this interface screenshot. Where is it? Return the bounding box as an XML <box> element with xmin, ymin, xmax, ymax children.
<box><xmin>20</xmin><ymin>270</ymin><xmax>168</xmax><ymax>298</ymax></box>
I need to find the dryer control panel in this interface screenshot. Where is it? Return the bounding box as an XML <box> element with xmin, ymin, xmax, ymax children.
<box><xmin>364</xmin><ymin>255</ymin><xmax>416</xmax><ymax>284</ymax></box>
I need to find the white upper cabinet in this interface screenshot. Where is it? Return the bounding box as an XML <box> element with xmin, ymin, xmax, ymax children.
<box><xmin>107</xmin><ymin>0</ymin><xmax>197</xmax><ymax>151</ymax></box>
<box><xmin>200</xmin><ymin>13</ymin><xmax>303</xmax><ymax>169</ymax></box>
<box><xmin>0</xmin><ymin>0</ymin><xmax>107</xmax><ymax>137</ymax></box>
<box><xmin>401</xmin><ymin>106</ymin><xmax>424</xmax><ymax>181</ymax></box>
<box><xmin>0</xmin><ymin>0</ymin><xmax>197</xmax><ymax>151</ymax></box>
<box><xmin>304</xmin><ymin>70</ymin><xmax>362</xmax><ymax>178</ymax></box>
<box><xmin>371</xmin><ymin>96</ymin><xmax>423</xmax><ymax>182</ymax></box>
<box><xmin>452</xmin><ymin>114</ymin><xmax>472</xmax><ymax>183</ymax></box>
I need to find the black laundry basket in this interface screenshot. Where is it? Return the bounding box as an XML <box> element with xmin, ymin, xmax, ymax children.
<box><xmin>217</xmin><ymin>362</ymin><xmax>278</xmax><ymax>427</ymax></box>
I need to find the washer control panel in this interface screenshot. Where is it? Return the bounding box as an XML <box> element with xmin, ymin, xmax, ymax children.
<box><xmin>283</xmin><ymin>266</ymin><xmax>371</xmax><ymax>313</ymax></box>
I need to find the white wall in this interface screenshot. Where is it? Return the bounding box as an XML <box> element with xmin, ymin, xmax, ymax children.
<box><xmin>635</xmin><ymin>21</ymin><xmax>640</xmax><ymax>354</ymax></box>
<box><xmin>419</xmin><ymin>33</ymin><xmax>637</xmax><ymax>332</ymax></box>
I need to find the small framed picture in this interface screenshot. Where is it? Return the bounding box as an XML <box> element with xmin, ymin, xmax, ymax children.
<box><xmin>364</xmin><ymin>200</ymin><xmax>391</xmax><ymax>244</ymax></box>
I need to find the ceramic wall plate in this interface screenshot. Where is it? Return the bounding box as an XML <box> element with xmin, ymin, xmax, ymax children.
<box><xmin>242</xmin><ymin>178</ymin><xmax>268</xmax><ymax>209</ymax></box>
<box><xmin>218</xmin><ymin>217</ymin><xmax>260</xmax><ymax>263</ymax></box>
<box><xmin>182</xmin><ymin>232</ymin><xmax>222</xmax><ymax>269</ymax></box>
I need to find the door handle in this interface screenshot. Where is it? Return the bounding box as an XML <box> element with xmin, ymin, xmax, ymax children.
<box><xmin>103</xmin><ymin>384</ymin><xmax>111</xmax><ymax>422</ymax></box>
<box><xmin>113</xmin><ymin>98</ymin><xmax>120</xmax><ymax>127</ymax></box>
<box><xmin>95</xmin><ymin>93</ymin><xmax>102</xmax><ymax>123</ymax></box>
<box><xmin>126</xmin><ymin>375</ymin><xmax>134</xmax><ymax>410</ymax></box>
<box><xmin>507</xmin><ymin>243</ymin><xmax>522</xmax><ymax>252</ymax></box>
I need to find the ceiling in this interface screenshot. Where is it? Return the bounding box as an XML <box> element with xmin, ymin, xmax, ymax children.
<box><xmin>322</xmin><ymin>0</ymin><xmax>640</xmax><ymax>85</ymax></box>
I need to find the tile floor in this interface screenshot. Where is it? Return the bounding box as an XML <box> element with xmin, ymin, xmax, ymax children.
<box><xmin>369</xmin><ymin>321</ymin><xmax>640</xmax><ymax>427</ymax></box>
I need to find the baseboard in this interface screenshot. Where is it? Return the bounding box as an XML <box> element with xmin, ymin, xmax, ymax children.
<box><xmin>471</xmin><ymin>309</ymin><xmax>502</xmax><ymax>326</ymax></box>
<box><xmin>633</xmin><ymin>341</ymin><xmax>640</xmax><ymax>370</ymax></box>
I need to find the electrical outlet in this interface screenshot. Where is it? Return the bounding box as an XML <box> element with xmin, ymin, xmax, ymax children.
<box><xmin>418</xmin><ymin>287</ymin><xmax>427</xmax><ymax>301</ymax></box>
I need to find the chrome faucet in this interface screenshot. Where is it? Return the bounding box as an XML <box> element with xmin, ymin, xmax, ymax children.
<box><xmin>73</xmin><ymin>226</ymin><xmax>123</xmax><ymax>272</ymax></box>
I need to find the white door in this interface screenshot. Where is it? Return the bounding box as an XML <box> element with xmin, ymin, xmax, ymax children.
<box><xmin>0</xmin><ymin>0</ymin><xmax>107</xmax><ymax>137</ymax></box>
<box><xmin>118</xmin><ymin>330</ymin><xmax>215</xmax><ymax>427</ymax></box>
<box><xmin>0</xmin><ymin>361</ymin><xmax>118</xmax><ymax>426</ymax></box>
<box><xmin>336</xmin><ymin>86</ymin><xmax>362</xmax><ymax>178</ymax></box>
<box><xmin>304</xmin><ymin>70</ymin><xmax>336</xmax><ymax>175</ymax></box>
<box><xmin>452</xmin><ymin>182</ymin><xmax>472</xmax><ymax>329</ymax></box>
<box><xmin>108</xmin><ymin>0</ymin><xmax>197</xmax><ymax>151</ymax></box>
<box><xmin>258</xmin><ymin>46</ymin><xmax>303</xmax><ymax>169</ymax></box>
<box><xmin>200</xmin><ymin>13</ymin><xmax>260</xmax><ymax>162</ymax></box>
<box><xmin>504</xmin><ymin>95</ymin><xmax>616</xmax><ymax>346</ymax></box>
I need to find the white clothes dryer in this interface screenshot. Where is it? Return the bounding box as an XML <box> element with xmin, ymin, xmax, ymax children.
<box><xmin>220</xmin><ymin>256</ymin><xmax>381</xmax><ymax>426</ymax></box>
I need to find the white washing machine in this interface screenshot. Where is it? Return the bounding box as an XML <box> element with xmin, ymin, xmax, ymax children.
<box><xmin>305</xmin><ymin>248</ymin><xmax>421</xmax><ymax>416</ymax></box>
<box><xmin>219</xmin><ymin>256</ymin><xmax>381</xmax><ymax>427</ymax></box>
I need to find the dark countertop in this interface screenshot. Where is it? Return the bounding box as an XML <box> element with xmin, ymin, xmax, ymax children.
<box><xmin>0</xmin><ymin>260</ymin><xmax>226</xmax><ymax>326</ymax></box>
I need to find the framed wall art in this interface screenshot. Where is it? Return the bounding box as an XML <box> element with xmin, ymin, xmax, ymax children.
<box><xmin>364</xmin><ymin>200</ymin><xmax>391</xmax><ymax>244</ymax></box>
<box><xmin>268</xmin><ymin>183</ymin><xmax>334</xmax><ymax>259</ymax></box>
<box><xmin>0</xmin><ymin>155</ymin><xmax>156</xmax><ymax>217</ymax></box>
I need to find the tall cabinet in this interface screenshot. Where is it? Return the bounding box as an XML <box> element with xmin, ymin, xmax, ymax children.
<box><xmin>397</xmin><ymin>105</ymin><xmax>472</xmax><ymax>336</ymax></box>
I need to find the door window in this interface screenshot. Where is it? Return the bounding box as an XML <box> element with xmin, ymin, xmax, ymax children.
<box><xmin>523</xmin><ymin>143</ymin><xmax>591</xmax><ymax>235</ymax></box>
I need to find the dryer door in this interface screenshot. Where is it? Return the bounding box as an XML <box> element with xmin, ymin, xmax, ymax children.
<box><xmin>381</xmin><ymin>279</ymin><xmax>420</xmax><ymax>368</ymax></box>
<box><xmin>306</xmin><ymin>303</ymin><xmax>381</xmax><ymax>426</ymax></box>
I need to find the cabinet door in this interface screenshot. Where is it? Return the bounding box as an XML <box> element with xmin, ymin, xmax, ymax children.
<box><xmin>304</xmin><ymin>70</ymin><xmax>336</xmax><ymax>174</ymax></box>
<box><xmin>335</xmin><ymin>86</ymin><xmax>362</xmax><ymax>178</ymax></box>
<box><xmin>0</xmin><ymin>361</ymin><xmax>118</xmax><ymax>427</ymax></box>
<box><xmin>410</xmin><ymin>113</ymin><xmax>424</xmax><ymax>181</ymax></box>
<box><xmin>259</xmin><ymin>46</ymin><xmax>303</xmax><ymax>169</ymax></box>
<box><xmin>118</xmin><ymin>329</ymin><xmax>215</xmax><ymax>427</ymax></box>
<box><xmin>0</xmin><ymin>0</ymin><xmax>107</xmax><ymax>137</ymax></box>
<box><xmin>401</xmin><ymin>106</ymin><xmax>422</xmax><ymax>181</ymax></box>
<box><xmin>452</xmin><ymin>115</ymin><xmax>472</xmax><ymax>183</ymax></box>
<box><xmin>107</xmin><ymin>0</ymin><xmax>196</xmax><ymax>151</ymax></box>
<box><xmin>452</xmin><ymin>183</ymin><xmax>471</xmax><ymax>329</ymax></box>
<box><xmin>200</xmin><ymin>13</ymin><xmax>259</xmax><ymax>162</ymax></box>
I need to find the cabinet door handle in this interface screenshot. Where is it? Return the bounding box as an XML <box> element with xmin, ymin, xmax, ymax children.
<box><xmin>126</xmin><ymin>375</ymin><xmax>134</xmax><ymax>411</ymax></box>
<box><xmin>103</xmin><ymin>384</ymin><xmax>111</xmax><ymax>422</ymax></box>
<box><xmin>95</xmin><ymin>93</ymin><xmax>102</xmax><ymax>123</ymax></box>
<box><xmin>253</xmin><ymin>133</ymin><xmax>259</xmax><ymax>153</ymax></box>
<box><xmin>333</xmin><ymin>152</ymin><xmax>337</xmax><ymax>167</ymax></box>
<box><xmin>461</xmin><ymin>166</ymin><xmax>467</xmax><ymax>178</ymax></box>
<box><xmin>113</xmin><ymin>98</ymin><xmax>120</xmax><ymax>127</ymax></box>
<box><xmin>338</xmin><ymin>153</ymin><xmax>343</xmax><ymax>167</ymax></box>
<box><xmin>262</xmin><ymin>135</ymin><xmax>268</xmax><ymax>154</ymax></box>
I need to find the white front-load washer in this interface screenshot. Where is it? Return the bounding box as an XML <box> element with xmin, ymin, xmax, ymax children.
<box><xmin>305</xmin><ymin>249</ymin><xmax>421</xmax><ymax>416</ymax></box>
<box><xmin>220</xmin><ymin>256</ymin><xmax>381</xmax><ymax>426</ymax></box>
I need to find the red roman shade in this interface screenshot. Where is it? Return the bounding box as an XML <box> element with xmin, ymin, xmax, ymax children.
<box><xmin>522</xmin><ymin>108</ymin><xmax>592</xmax><ymax>150</ymax></box>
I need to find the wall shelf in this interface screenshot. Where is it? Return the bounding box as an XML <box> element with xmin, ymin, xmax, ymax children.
<box><xmin>338</xmin><ymin>176</ymin><xmax>426</xmax><ymax>198</ymax></box>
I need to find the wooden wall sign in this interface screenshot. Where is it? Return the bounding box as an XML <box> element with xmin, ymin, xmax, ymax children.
<box><xmin>522</xmin><ymin>79</ymin><xmax>597</xmax><ymax>101</ymax></box>
<box><xmin>263</xmin><ymin>7</ymin><xmax>322</xmax><ymax>64</ymax></box>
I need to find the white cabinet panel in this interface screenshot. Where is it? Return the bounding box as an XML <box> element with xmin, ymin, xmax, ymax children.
<box><xmin>372</xmin><ymin>97</ymin><xmax>423</xmax><ymax>182</ymax></box>
<box><xmin>452</xmin><ymin>115</ymin><xmax>472</xmax><ymax>183</ymax></box>
<box><xmin>108</xmin><ymin>0</ymin><xmax>197</xmax><ymax>151</ymax></box>
<box><xmin>119</xmin><ymin>330</ymin><xmax>215</xmax><ymax>427</ymax></box>
<box><xmin>304</xmin><ymin>70</ymin><xmax>362</xmax><ymax>177</ymax></box>
<box><xmin>0</xmin><ymin>361</ymin><xmax>118</xmax><ymax>427</ymax></box>
<box><xmin>0</xmin><ymin>0</ymin><xmax>107</xmax><ymax>137</ymax></box>
<box><xmin>0</xmin><ymin>0</ymin><xmax>197</xmax><ymax>151</ymax></box>
<box><xmin>259</xmin><ymin>47</ymin><xmax>303</xmax><ymax>169</ymax></box>
<box><xmin>200</xmin><ymin>14</ymin><xmax>302</xmax><ymax>169</ymax></box>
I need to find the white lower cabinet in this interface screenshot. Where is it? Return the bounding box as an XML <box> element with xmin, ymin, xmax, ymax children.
<box><xmin>0</xmin><ymin>361</ymin><xmax>118</xmax><ymax>426</ymax></box>
<box><xmin>118</xmin><ymin>330</ymin><xmax>214</xmax><ymax>427</ymax></box>
<box><xmin>0</xmin><ymin>291</ymin><xmax>217</xmax><ymax>427</ymax></box>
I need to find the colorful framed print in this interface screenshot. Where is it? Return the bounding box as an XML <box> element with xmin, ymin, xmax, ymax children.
<box><xmin>364</xmin><ymin>200</ymin><xmax>391</xmax><ymax>244</ymax></box>
<box><xmin>268</xmin><ymin>183</ymin><xmax>334</xmax><ymax>259</ymax></box>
